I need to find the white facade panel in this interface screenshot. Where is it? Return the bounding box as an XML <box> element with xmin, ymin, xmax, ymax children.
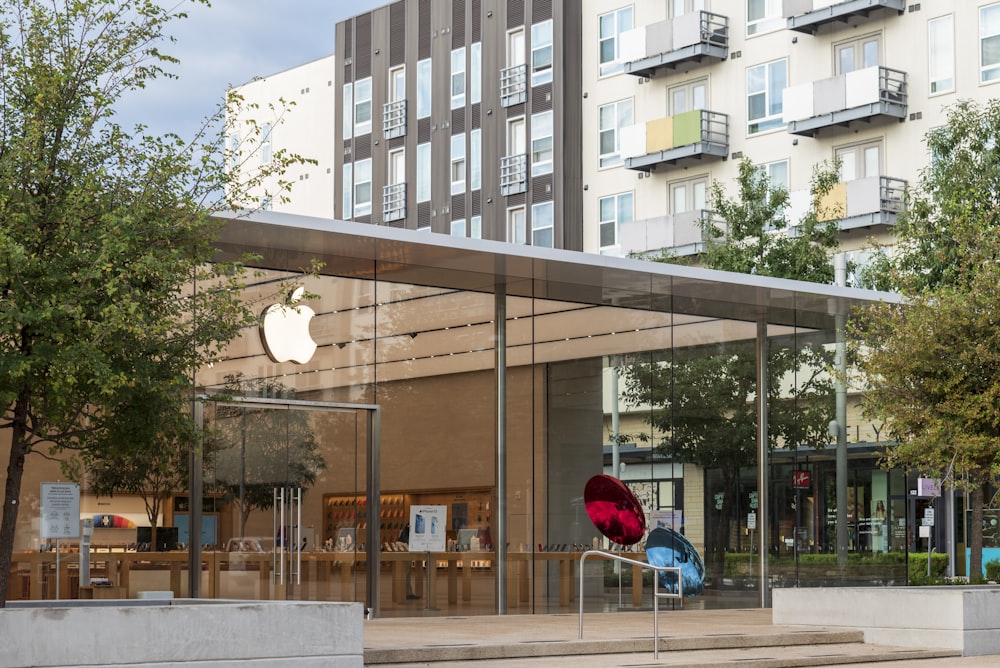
<box><xmin>845</xmin><ymin>66</ymin><xmax>881</xmax><ymax>108</ymax></box>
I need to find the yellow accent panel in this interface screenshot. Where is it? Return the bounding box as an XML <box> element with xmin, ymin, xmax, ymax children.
<box><xmin>817</xmin><ymin>182</ymin><xmax>847</xmax><ymax>222</ymax></box>
<box><xmin>646</xmin><ymin>117</ymin><xmax>674</xmax><ymax>153</ymax></box>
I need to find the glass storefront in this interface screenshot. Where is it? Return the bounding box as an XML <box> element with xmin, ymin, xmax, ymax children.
<box><xmin>5</xmin><ymin>213</ymin><xmax>923</xmax><ymax>614</ymax></box>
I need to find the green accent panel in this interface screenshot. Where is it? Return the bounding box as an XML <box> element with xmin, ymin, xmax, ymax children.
<box><xmin>672</xmin><ymin>110</ymin><xmax>702</xmax><ymax>147</ymax></box>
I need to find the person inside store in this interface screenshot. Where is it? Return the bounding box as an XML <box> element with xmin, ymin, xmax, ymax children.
<box><xmin>399</xmin><ymin>523</ymin><xmax>418</xmax><ymax>600</ymax></box>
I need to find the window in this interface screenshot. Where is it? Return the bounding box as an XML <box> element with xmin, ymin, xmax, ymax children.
<box><xmin>508</xmin><ymin>117</ymin><xmax>526</xmax><ymax>155</ymax></box>
<box><xmin>228</xmin><ymin>132</ymin><xmax>239</xmax><ymax>171</ymax></box>
<box><xmin>389</xmin><ymin>66</ymin><xmax>405</xmax><ymax>102</ymax></box>
<box><xmin>342</xmin><ymin>83</ymin><xmax>353</xmax><ymax>139</ymax></box>
<box><xmin>508</xmin><ymin>207</ymin><xmax>526</xmax><ymax>244</ymax></box>
<box><xmin>983</xmin><ymin>4</ymin><xmax>1000</xmax><ymax>83</ymax></box>
<box><xmin>470</xmin><ymin>215</ymin><xmax>482</xmax><ymax>239</ymax></box>
<box><xmin>260</xmin><ymin>123</ymin><xmax>271</xmax><ymax>165</ymax></box>
<box><xmin>470</xmin><ymin>129</ymin><xmax>482</xmax><ymax>190</ymax></box>
<box><xmin>531</xmin><ymin>111</ymin><xmax>553</xmax><ymax>176</ymax></box>
<box><xmin>342</xmin><ymin>163</ymin><xmax>352</xmax><ymax>216</ymax></box>
<box><xmin>763</xmin><ymin>159</ymin><xmax>789</xmax><ymax>193</ymax></box>
<box><xmin>416</xmin><ymin>143</ymin><xmax>431</xmax><ymax>202</ymax></box>
<box><xmin>261</xmin><ymin>195</ymin><xmax>272</xmax><ymax>211</ymax></box>
<box><xmin>834</xmin><ymin>34</ymin><xmax>880</xmax><ymax>75</ymax></box>
<box><xmin>599</xmin><ymin>7</ymin><xmax>633</xmax><ymax>77</ymax></box>
<box><xmin>451</xmin><ymin>47</ymin><xmax>466</xmax><ymax>109</ymax></box>
<box><xmin>669</xmin><ymin>79</ymin><xmax>707</xmax><ymax>115</ymax></box>
<box><xmin>836</xmin><ymin>140</ymin><xmax>882</xmax><ymax>181</ymax></box>
<box><xmin>669</xmin><ymin>176</ymin><xmax>707</xmax><ymax>215</ymax></box>
<box><xmin>929</xmin><ymin>15</ymin><xmax>954</xmax><ymax>94</ymax></box>
<box><xmin>747</xmin><ymin>0</ymin><xmax>782</xmax><ymax>36</ymax></box>
<box><xmin>747</xmin><ymin>59</ymin><xmax>786</xmax><ymax>135</ymax></box>
<box><xmin>471</xmin><ymin>42</ymin><xmax>482</xmax><ymax>104</ymax></box>
<box><xmin>451</xmin><ymin>134</ymin><xmax>466</xmax><ymax>195</ymax></box>
<box><xmin>354</xmin><ymin>158</ymin><xmax>372</xmax><ymax>216</ymax></box>
<box><xmin>531</xmin><ymin>201</ymin><xmax>554</xmax><ymax>247</ymax></box>
<box><xmin>531</xmin><ymin>19</ymin><xmax>553</xmax><ymax>86</ymax></box>
<box><xmin>389</xmin><ymin>148</ymin><xmax>405</xmax><ymax>185</ymax></box>
<box><xmin>599</xmin><ymin>99</ymin><xmax>633</xmax><ymax>168</ymax></box>
<box><xmin>451</xmin><ymin>219</ymin><xmax>466</xmax><ymax>237</ymax></box>
<box><xmin>354</xmin><ymin>77</ymin><xmax>372</xmax><ymax>135</ymax></box>
<box><xmin>670</xmin><ymin>0</ymin><xmax>705</xmax><ymax>17</ymax></box>
<box><xmin>417</xmin><ymin>58</ymin><xmax>432</xmax><ymax>118</ymax></box>
<box><xmin>508</xmin><ymin>28</ymin><xmax>525</xmax><ymax>67</ymax></box>
<box><xmin>599</xmin><ymin>192</ymin><xmax>634</xmax><ymax>249</ymax></box>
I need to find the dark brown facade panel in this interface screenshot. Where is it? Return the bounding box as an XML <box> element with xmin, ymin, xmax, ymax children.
<box><xmin>507</xmin><ymin>0</ymin><xmax>524</xmax><ymax>29</ymax></box>
<box><xmin>453</xmin><ymin>0</ymin><xmax>465</xmax><ymax>46</ymax></box>
<box><xmin>533</xmin><ymin>0</ymin><xmax>553</xmax><ymax>22</ymax></box>
<box><xmin>532</xmin><ymin>84</ymin><xmax>553</xmax><ymax>112</ymax></box>
<box><xmin>356</xmin><ymin>13</ymin><xmax>373</xmax><ymax>77</ymax></box>
<box><xmin>417</xmin><ymin>200</ymin><xmax>431</xmax><ymax>229</ymax></box>
<box><xmin>419</xmin><ymin>0</ymin><xmax>431</xmax><ymax>59</ymax></box>
<box><xmin>470</xmin><ymin>104</ymin><xmax>481</xmax><ymax>131</ymax></box>
<box><xmin>386</xmin><ymin>219</ymin><xmax>406</xmax><ymax>229</ymax></box>
<box><xmin>452</xmin><ymin>194</ymin><xmax>466</xmax><ymax>220</ymax></box>
<box><xmin>452</xmin><ymin>108</ymin><xmax>466</xmax><ymax>134</ymax></box>
<box><xmin>390</xmin><ymin>1</ymin><xmax>406</xmax><ymax>65</ymax></box>
<box><xmin>471</xmin><ymin>0</ymin><xmax>481</xmax><ymax>42</ymax></box>
<box><xmin>418</xmin><ymin>117</ymin><xmax>431</xmax><ymax>144</ymax></box>
<box><xmin>343</xmin><ymin>20</ymin><xmax>353</xmax><ymax>58</ymax></box>
<box><xmin>344</xmin><ymin>63</ymin><xmax>353</xmax><ymax>81</ymax></box>
<box><xmin>471</xmin><ymin>189</ymin><xmax>481</xmax><ymax>216</ymax></box>
<box><xmin>354</xmin><ymin>137</ymin><xmax>372</xmax><ymax>161</ymax></box>
<box><xmin>507</xmin><ymin>191</ymin><xmax>526</xmax><ymax>207</ymax></box>
<box><xmin>532</xmin><ymin>174</ymin><xmax>553</xmax><ymax>198</ymax></box>
<box><xmin>388</xmin><ymin>135</ymin><xmax>406</xmax><ymax>151</ymax></box>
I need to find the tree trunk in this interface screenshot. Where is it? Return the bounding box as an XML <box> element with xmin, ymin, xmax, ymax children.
<box><xmin>970</xmin><ymin>487</ymin><xmax>985</xmax><ymax>583</ymax></box>
<box><xmin>0</xmin><ymin>419</ymin><xmax>31</xmax><ymax>607</ymax></box>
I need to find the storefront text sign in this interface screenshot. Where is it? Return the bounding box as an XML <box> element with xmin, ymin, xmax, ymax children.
<box><xmin>40</xmin><ymin>483</ymin><xmax>80</xmax><ymax>539</ymax></box>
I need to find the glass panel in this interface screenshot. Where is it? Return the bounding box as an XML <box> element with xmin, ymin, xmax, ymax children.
<box><xmin>863</xmin><ymin>146</ymin><xmax>879</xmax><ymax>178</ymax></box>
<box><xmin>692</xmin><ymin>84</ymin><xmax>706</xmax><ymax>111</ymax></box>
<box><xmin>672</xmin><ymin>89</ymin><xmax>687</xmax><ymax>115</ymax></box>
<box><xmin>693</xmin><ymin>181</ymin><xmax>706</xmax><ymax>210</ymax></box>
<box><xmin>838</xmin><ymin>45</ymin><xmax>855</xmax><ymax>75</ymax></box>
<box><xmin>416</xmin><ymin>59</ymin><xmax>432</xmax><ymax>118</ymax></box>
<box><xmin>838</xmin><ymin>149</ymin><xmax>856</xmax><ymax>181</ymax></box>
<box><xmin>863</xmin><ymin>39</ymin><xmax>879</xmax><ymax>69</ymax></box>
<box><xmin>672</xmin><ymin>184</ymin><xmax>687</xmax><ymax>213</ymax></box>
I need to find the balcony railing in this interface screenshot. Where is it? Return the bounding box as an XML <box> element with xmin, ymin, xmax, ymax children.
<box><xmin>500</xmin><ymin>154</ymin><xmax>527</xmax><ymax>196</ymax></box>
<box><xmin>500</xmin><ymin>64</ymin><xmax>527</xmax><ymax>108</ymax></box>
<box><xmin>615</xmin><ymin>210</ymin><xmax>723</xmax><ymax>258</ymax></box>
<box><xmin>784</xmin><ymin>0</ymin><xmax>905</xmax><ymax>35</ymax></box>
<box><xmin>812</xmin><ymin>176</ymin><xmax>906</xmax><ymax>230</ymax></box>
<box><xmin>382</xmin><ymin>182</ymin><xmax>406</xmax><ymax>222</ymax></box>
<box><xmin>621</xmin><ymin>109</ymin><xmax>729</xmax><ymax>172</ymax></box>
<box><xmin>621</xmin><ymin>11</ymin><xmax>728</xmax><ymax>78</ymax></box>
<box><xmin>383</xmin><ymin>100</ymin><xmax>407</xmax><ymax>139</ymax></box>
<box><xmin>782</xmin><ymin>66</ymin><xmax>907</xmax><ymax>137</ymax></box>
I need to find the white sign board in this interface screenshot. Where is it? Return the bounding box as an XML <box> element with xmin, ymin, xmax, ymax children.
<box><xmin>747</xmin><ymin>512</ymin><xmax>757</xmax><ymax>530</ymax></box>
<box><xmin>40</xmin><ymin>483</ymin><xmax>80</xmax><ymax>539</ymax></box>
<box><xmin>649</xmin><ymin>510</ymin><xmax>683</xmax><ymax>531</ymax></box>
<box><xmin>408</xmin><ymin>505</ymin><xmax>447</xmax><ymax>552</ymax></box>
<box><xmin>917</xmin><ymin>478</ymin><xmax>941</xmax><ymax>497</ymax></box>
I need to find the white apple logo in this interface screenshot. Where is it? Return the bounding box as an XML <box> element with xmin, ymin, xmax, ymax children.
<box><xmin>259</xmin><ymin>287</ymin><xmax>317</xmax><ymax>364</ymax></box>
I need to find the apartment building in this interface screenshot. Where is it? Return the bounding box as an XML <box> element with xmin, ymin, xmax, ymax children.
<box><xmin>585</xmin><ymin>0</ymin><xmax>984</xmax><ymax>268</ymax></box>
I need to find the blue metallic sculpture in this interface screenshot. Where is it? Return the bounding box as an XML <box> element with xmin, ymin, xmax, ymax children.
<box><xmin>645</xmin><ymin>526</ymin><xmax>705</xmax><ymax>597</ymax></box>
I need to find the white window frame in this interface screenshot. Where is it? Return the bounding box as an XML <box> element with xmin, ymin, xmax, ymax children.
<box><xmin>668</xmin><ymin>79</ymin><xmax>708</xmax><ymax>115</ymax></box>
<box><xmin>599</xmin><ymin>6</ymin><xmax>633</xmax><ymax>77</ymax></box>
<box><xmin>747</xmin><ymin>58</ymin><xmax>787</xmax><ymax>136</ymax></box>
<box><xmin>451</xmin><ymin>47</ymin><xmax>466</xmax><ymax>109</ymax></box>
<box><xmin>471</xmin><ymin>42</ymin><xmax>482</xmax><ymax>104</ymax></box>
<box><xmin>260</xmin><ymin>123</ymin><xmax>271</xmax><ymax>165</ymax></box>
<box><xmin>670</xmin><ymin>0</ymin><xmax>705</xmax><ymax>18</ymax></box>
<box><xmin>451</xmin><ymin>134</ymin><xmax>466</xmax><ymax>195</ymax></box>
<box><xmin>416</xmin><ymin>58</ymin><xmax>432</xmax><ymax>118</ymax></box>
<box><xmin>599</xmin><ymin>191</ymin><xmax>634</xmax><ymax>250</ymax></box>
<box><xmin>342</xmin><ymin>82</ymin><xmax>353</xmax><ymax>139</ymax></box>
<box><xmin>354</xmin><ymin>158</ymin><xmax>372</xmax><ymax>216</ymax></box>
<box><xmin>342</xmin><ymin>163</ymin><xmax>353</xmax><ymax>217</ymax></box>
<box><xmin>470</xmin><ymin>129</ymin><xmax>482</xmax><ymax>190</ymax></box>
<box><xmin>470</xmin><ymin>215</ymin><xmax>482</xmax><ymax>239</ymax></box>
<box><xmin>531</xmin><ymin>201</ymin><xmax>554</xmax><ymax>248</ymax></box>
<box><xmin>389</xmin><ymin>66</ymin><xmax>406</xmax><ymax>102</ymax></box>
<box><xmin>834</xmin><ymin>33</ymin><xmax>881</xmax><ymax>75</ymax></box>
<box><xmin>983</xmin><ymin>3</ymin><xmax>1000</xmax><ymax>83</ymax></box>
<box><xmin>599</xmin><ymin>98</ymin><xmax>633</xmax><ymax>168</ymax></box>
<box><xmin>929</xmin><ymin>15</ymin><xmax>954</xmax><ymax>95</ymax></box>
<box><xmin>354</xmin><ymin>77</ymin><xmax>372</xmax><ymax>136</ymax></box>
<box><xmin>451</xmin><ymin>219</ymin><xmax>466</xmax><ymax>237</ymax></box>
<box><xmin>508</xmin><ymin>206</ymin><xmax>526</xmax><ymax>245</ymax></box>
<box><xmin>747</xmin><ymin>0</ymin><xmax>782</xmax><ymax>37</ymax></box>
<box><xmin>416</xmin><ymin>142</ymin><xmax>431</xmax><ymax>202</ymax></box>
<box><xmin>531</xmin><ymin>19</ymin><xmax>554</xmax><ymax>86</ymax></box>
<box><xmin>531</xmin><ymin>110</ymin><xmax>553</xmax><ymax>176</ymax></box>
<box><xmin>508</xmin><ymin>28</ymin><xmax>526</xmax><ymax>67</ymax></box>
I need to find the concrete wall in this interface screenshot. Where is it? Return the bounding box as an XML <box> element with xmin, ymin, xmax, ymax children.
<box><xmin>773</xmin><ymin>587</ymin><xmax>1000</xmax><ymax>657</ymax></box>
<box><xmin>2</xmin><ymin>600</ymin><xmax>363</xmax><ymax>668</ymax></box>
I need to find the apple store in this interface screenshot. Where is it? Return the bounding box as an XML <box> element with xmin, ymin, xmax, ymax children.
<box><xmin>7</xmin><ymin>211</ymin><xmax>915</xmax><ymax>615</ymax></box>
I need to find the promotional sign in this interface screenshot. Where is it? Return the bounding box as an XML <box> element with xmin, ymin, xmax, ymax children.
<box><xmin>917</xmin><ymin>478</ymin><xmax>941</xmax><ymax>497</ymax></box>
<box><xmin>792</xmin><ymin>470</ymin><xmax>811</xmax><ymax>489</ymax></box>
<box><xmin>408</xmin><ymin>505</ymin><xmax>446</xmax><ymax>552</ymax></box>
<box><xmin>40</xmin><ymin>483</ymin><xmax>80</xmax><ymax>539</ymax></box>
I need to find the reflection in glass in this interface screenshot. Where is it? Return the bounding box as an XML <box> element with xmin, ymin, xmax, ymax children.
<box><xmin>645</xmin><ymin>526</ymin><xmax>705</xmax><ymax>596</ymax></box>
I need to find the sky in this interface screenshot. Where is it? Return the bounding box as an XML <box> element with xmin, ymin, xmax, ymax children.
<box><xmin>115</xmin><ymin>0</ymin><xmax>385</xmax><ymax>141</ymax></box>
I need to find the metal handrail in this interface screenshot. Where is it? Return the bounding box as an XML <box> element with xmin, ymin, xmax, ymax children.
<box><xmin>578</xmin><ymin>550</ymin><xmax>683</xmax><ymax>660</ymax></box>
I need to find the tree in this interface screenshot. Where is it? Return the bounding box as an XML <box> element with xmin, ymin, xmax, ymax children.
<box><xmin>620</xmin><ymin>158</ymin><xmax>842</xmax><ymax>580</ymax></box>
<box><xmin>209</xmin><ymin>375</ymin><xmax>326</xmax><ymax>539</ymax></box>
<box><xmin>851</xmin><ymin>99</ymin><xmax>1000</xmax><ymax>580</ymax></box>
<box><xmin>0</xmin><ymin>1</ymin><xmax>309</xmax><ymax>605</ymax></box>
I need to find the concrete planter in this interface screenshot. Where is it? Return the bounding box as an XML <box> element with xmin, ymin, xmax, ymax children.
<box><xmin>2</xmin><ymin>599</ymin><xmax>363</xmax><ymax>668</ymax></box>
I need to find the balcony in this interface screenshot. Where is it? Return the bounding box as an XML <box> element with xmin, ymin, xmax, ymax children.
<box><xmin>500</xmin><ymin>64</ymin><xmax>527</xmax><ymax>107</ymax></box>
<box><xmin>500</xmin><ymin>154</ymin><xmax>527</xmax><ymax>196</ymax></box>
<box><xmin>382</xmin><ymin>182</ymin><xmax>406</xmax><ymax>222</ymax></box>
<box><xmin>782</xmin><ymin>66</ymin><xmax>906</xmax><ymax>137</ymax></box>
<box><xmin>812</xmin><ymin>175</ymin><xmax>906</xmax><ymax>230</ymax></box>
<box><xmin>383</xmin><ymin>100</ymin><xmax>407</xmax><ymax>139</ymax></box>
<box><xmin>784</xmin><ymin>0</ymin><xmax>905</xmax><ymax>35</ymax></box>
<box><xmin>615</xmin><ymin>210</ymin><xmax>723</xmax><ymax>258</ymax></box>
<box><xmin>620</xmin><ymin>11</ymin><xmax>728</xmax><ymax>78</ymax></box>
<box><xmin>621</xmin><ymin>109</ymin><xmax>728</xmax><ymax>172</ymax></box>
